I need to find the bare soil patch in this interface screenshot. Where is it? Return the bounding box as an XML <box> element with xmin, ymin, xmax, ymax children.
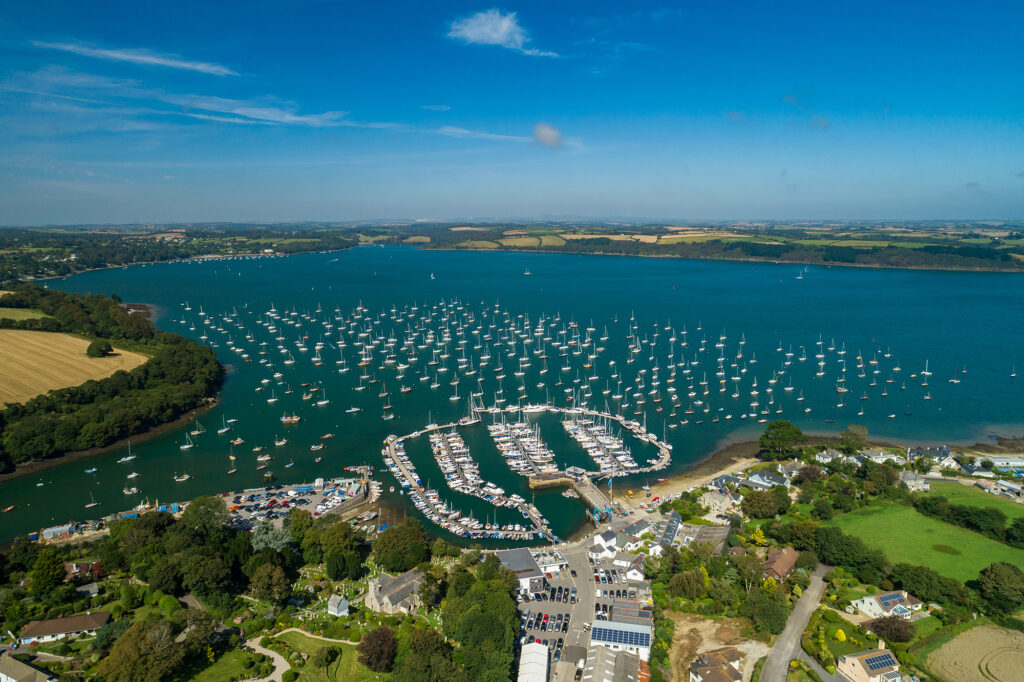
<box><xmin>0</xmin><ymin>330</ymin><xmax>148</xmax><ymax>406</ymax></box>
<box><xmin>667</xmin><ymin>612</ymin><xmax>770</xmax><ymax>682</ymax></box>
<box><xmin>926</xmin><ymin>625</ymin><xmax>1024</xmax><ymax>682</ymax></box>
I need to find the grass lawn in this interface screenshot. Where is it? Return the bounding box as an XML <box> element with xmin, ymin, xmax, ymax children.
<box><xmin>0</xmin><ymin>307</ymin><xmax>50</xmax><ymax>320</ymax></box>
<box><xmin>913</xmin><ymin>616</ymin><xmax>944</xmax><ymax>640</ymax></box>
<box><xmin>499</xmin><ymin>236</ymin><xmax>541</xmax><ymax>247</ymax></box>
<box><xmin>924</xmin><ymin>481</ymin><xmax>1024</xmax><ymax>520</ymax></box>
<box><xmin>827</xmin><ymin>503</ymin><xmax>1024</xmax><ymax>582</ymax></box>
<box><xmin>274</xmin><ymin>632</ymin><xmax>385</xmax><ymax>682</ymax></box>
<box><xmin>188</xmin><ymin>649</ymin><xmax>256</xmax><ymax>682</ymax></box>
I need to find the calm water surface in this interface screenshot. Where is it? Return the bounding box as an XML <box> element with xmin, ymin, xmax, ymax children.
<box><xmin>3</xmin><ymin>247</ymin><xmax>1022</xmax><ymax>542</ymax></box>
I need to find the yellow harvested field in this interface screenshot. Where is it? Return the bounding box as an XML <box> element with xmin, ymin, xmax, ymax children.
<box><xmin>502</xmin><ymin>230</ymin><xmax>528</xmax><ymax>235</ymax></box>
<box><xmin>633</xmin><ymin>234</ymin><xmax>659</xmax><ymax>243</ymax></box>
<box><xmin>450</xmin><ymin>226</ymin><xmax>487</xmax><ymax>232</ymax></box>
<box><xmin>499</xmin><ymin>236</ymin><xmax>541</xmax><ymax>247</ymax></box>
<box><xmin>0</xmin><ymin>307</ymin><xmax>49</xmax><ymax>320</ymax></box>
<box><xmin>0</xmin><ymin>330</ymin><xmax>148</xmax><ymax>406</ymax></box>
<box><xmin>926</xmin><ymin>625</ymin><xmax>1024</xmax><ymax>682</ymax></box>
<box><xmin>539</xmin><ymin>235</ymin><xmax>566</xmax><ymax>246</ymax></box>
<box><xmin>402</xmin><ymin>235</ymin><xmax>430</xmax><ymax>243</ymax></box>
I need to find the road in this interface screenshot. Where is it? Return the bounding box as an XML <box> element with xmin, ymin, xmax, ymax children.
<box><xmin>762</xmin><ymin>564</ymin><xmax>832</xmax><ymax>682</ymax></box>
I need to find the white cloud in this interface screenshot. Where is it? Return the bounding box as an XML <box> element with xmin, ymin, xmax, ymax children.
<box><xmin>432</xmin><ymin>125</ymin><xmax>530</xmax><ymax>142</ymax></box>
<box><xmin>33</xmin><ymin>41</ymin><xmax>238</xmax><ymax>76</ymax></box>
<box><xmin>161</xmin><ymin>94</ymin><xmax>348</xmax><ymax>127</ymax></box>
<box><xmin>447</xmin><ymin>9</ymin><xmax>557</xmax><ymax>57</ymax></box>
<box><xmin>421</xmin><ymin>104</ymin><xmax>451</xmax><ymax>111</ymax></box>
<box><xmin>533</xmin><ymin>121</ymin><xmax>562</xmax><ymax>147</ymax></box>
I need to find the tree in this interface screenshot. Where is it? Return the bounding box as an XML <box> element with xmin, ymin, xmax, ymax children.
<box><xmin>795</xmin><ymin>465</ymin><xmax>825</xmax><ymax>484</ymax></box>
<box><xmin>320</xmin><ymin>521</ymin><xmax>361</xmax><ymax>556</ymax></box>
<box><xmin>771</xmin><ymin>485</ymin><xmax>792</xmax><ymax>514</ymax></box>
<box><xmin>759</xmin><ymin>420</ymin><xmax>807</xmax><ymax>459</ymax></box>
<box><xmin>357</xmin><ymin>626</ymin><xmax>397</xmax><ymax>672</ymax></box>
<box><xmin>977</xmin><ymin>562</ymin><xmax>1024</xmax><ymax>612</ymax></box>
<box><xmin>285</xmin><ymin>508</ymin><xmax>314</xmax><ymax>543</ymax></box>
<box><xmin>811</xmin><ymin>498</ymin><xmax>834</xmax><ymax>521</ymax></box>
<box><xmin>250</xmin><ymin>563</ymin><xmax>291</xmax><ymax>604</ymax></box>
<box><xmin>868</xmin><ymin>616</ymin><xmax>914</xmax><ymax>642</ymax></box>
<box><xmin>86</xmin><ymin>340</ymin><xmax>113</xmax><ymax>357</ymax></box>
<box><xmin>251</xmin><ymin>521</ymin><xmax>292</xmax><ymax>552</ymax></box>
<box><xmin>838</xmin><ymin>425</ymin><xmax>867</xmax><ymax>454</ymax></box>
<box><xmin>741</xmin><ymin>490</ymin><xmax>779</xmax><ymax>519</ymax></box>
<box><xmin>31</xmin><ymin>548</ymin><xmax>66</xmax><ymax>595</ymax></box>
<box><xmin>373</xmin><ymin>521</ymin><xmax>429</xmax><ymax>573</ymax></box>
<box><xmin>1007</xmin><ymin>517</ymin><xmax>1024</xmax><ymax>549</ymax></box>
<box><xmin>96</xmin><ymin>619</ymin><xmax>185</xmax><ymax>682</ymax></box>
<box><xmin>179</xmin><ymin>496</ymin><xmax>229</xmax><ymax>542</ymax></box>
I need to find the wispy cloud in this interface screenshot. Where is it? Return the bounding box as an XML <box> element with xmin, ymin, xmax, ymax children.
<box><xmin>447</xmin><ymin>9</ymin><xmax>557</xmax><ymax>57</ymax></box>
<box><xmin>432</xmin><ymin>125</ymin><xmax>530</xmax><ymax>142</ymax></box>
<box><xmin>33</xmin><ymin>41</ymin><xmax>238</xmax><ymax>76</ymax></box>
<box><xmin>811</xmin><ymin>115</ymin><xmax>830</xmax><ymax>131</ymax></box>
<box><xmin>421</xmin><ymin>104</ymin><xmax>451</xmax><ymax>111</ymax></box>
<box><xmin>162</xmin><ymin>94</ymin><xmax>347</xmax><ymax>126</ymax></box>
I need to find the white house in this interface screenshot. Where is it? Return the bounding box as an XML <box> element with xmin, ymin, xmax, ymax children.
<box><xmin>898</xmin><ymin>471</ymin><xmax>930</xmax><ymax>492</ymax></box>
<box><xmin>589</xmin><ymin>620</ymin><xmax>652</xmax><ymax>660</ymax></box>
<box><xmin>625</xmin><ymin>555</ymin><xmax>646</xmax><ymax>582</ymax></box>
<box><xmin>852</xmin><ymin>591</ymin><xmax>923</xmax><ymax>620</ymax></box>
<box><xmin>749</xmin><ymin>470</ymin><xmax>789</xmax><ymax>489</ymax></box>
<box><xmin>327</xmin><ymin>594</ymin><xmax>349</xmax><ymax>617</ymax></box>
<box><xmin>816</xmin><ymin>448</ymin><xmax>846</xmax><ymax>465</ymax></box>
<box><xmin>19</xmin><ymin>613</ymin><xmax>110</xmax><ymax>645</ymax></box>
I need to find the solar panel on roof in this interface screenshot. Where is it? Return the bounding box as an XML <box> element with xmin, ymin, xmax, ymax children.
<box><xmin>863</xmin><ymin>653</ymin><xmax>896</xmax><ymax>671</ymax></box>
<box><xmin>590</xmin><ymin>626</ymin><xmax>651</xmax><ymax>648</ymax></box>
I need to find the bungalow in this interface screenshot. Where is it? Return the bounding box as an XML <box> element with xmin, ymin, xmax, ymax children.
<box><xmin>609</xmin><ymin>600</ymin><xmax>654</xmax><ymax>627</ymax></box>
<box><xmin>326</xmin><ymin>595</ymin><xmax>349</xmax><ymax>617</ymax></box>
<box><xmin>962</xmin><ymin>463</ymin><xmax>997</xmax><ymax>478</ymax></box>
<box><xmin>19</xmin><ymin>612</ymin><xmax>110</xmax><ymax>645</ymax></box>
<box><xmin>700</xmin><ymin>488</ymin><xmax>742</xmax><ymax>514</ymax></box>
<box><xmin>815</xmin><ymin>448</ymin><xmax>846</xmax><ymax>465</ymax></box>
<box><xmin>897</xmin><ymin>471</ymin><xmax>930</xmax><ymax>492</ymax></box>
<box><xmin>709</xmin><ymin>474</ymin><xmax>746</xmax><ymax>489</ymax></box>
<box><xmin>0</xmin><ymin>653</ymin><xmax>56</xmax><ymax>682</ymax></box>
<box><xmin>688</xmin><ymin>646</ymin><xmax>742</xmax><ymax>682</ymax></box>
<box><xmin>906</xmin><ymin>445</ymin><xmax>952</xmax><ymax>463</ymax></box>
<box><xmin>861</xmin><ymin>448</ymin><xmax>901</xmax><ymax>465</ymax></box>
<box><xmin>836</xmin><ymin>649</ymin><xmax>900</xmax><ymax>682</ymax></box>
<box><xmin>932</xmin><ymin>454</ymin><xmax>961</xmax><ymax>470</ymax></box>
<box><xmin>852</xmin><ymin>591</ymin><xmax>923</xmax><ymax>620</ymax></box>
<box><xmin>763</xmin><ymin>547</ymin><xmax>799</xmax><ymax>582</ymax></box>
<box><xmin>749</xmin><ymin>470</ymin><xmax>789</xmax><ymax>489</ymax></box>
<box><xmin>777</xmin><ymin>460</ymin><xmax>804</xmax><ymax>479</ymax></box>
<box><xmin>64</xmin><ymin>561</ymin><xmax>103</xmax><ymax>582</ymax></box>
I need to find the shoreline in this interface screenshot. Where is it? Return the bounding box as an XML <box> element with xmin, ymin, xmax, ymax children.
<box><xmin>0</xmin><ymin>397</ymin><xmax>219</xmax><ymax>483</ymax></box>
<box><xmin>423</xmin><ymin>244</ymin><xmax>1023</xmax><ymax>274</ymax></box>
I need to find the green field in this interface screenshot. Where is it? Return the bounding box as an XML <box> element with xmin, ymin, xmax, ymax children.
<box><xmin>0</xmin><ymin>307</ymin><xmax>49</xmax><ymax>320</ymax></box>
<box><xmin>827</xmin><ymin>503</ymin><xmax>1024</xmax><ymax>582</ymax></box>
<box><xmin>189</xmin><ymin>649</ymin><xmax>257</xmax><ymax>682</ymax></box>
<box><xmin>925</xmin><ymin>481</ymin><xmax>1024</xmax><ymax>520</ymax></box>
<box><xmin>274</xmin><ymin>631</ymin><xmax>385</xmax><ymax>682</ymax></box>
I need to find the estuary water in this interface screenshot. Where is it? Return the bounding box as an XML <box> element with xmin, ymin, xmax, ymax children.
<box><xmin>2</xmin><ymin>246</ymin><xmax>1023</xmax><ymax>542</ymax></box>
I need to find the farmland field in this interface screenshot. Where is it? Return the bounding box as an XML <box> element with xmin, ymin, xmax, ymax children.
<box><xmin>0</xmin><ymin>329</ymin><xmax>148</xmax><ymax>406</ymax></box>
<box><xmin>826</xmin><ymin>503</ymin><xmax>1024</xmax><ymax>582</ymax></box>
<box><xmin>925</xmin><ymin>480</ymin><xmax>1024</xmax><ymax>520</ymax></box>
<box><xmin>0</xmin><ymin>307</ymin><xmax>50</xmax><ymax>320</ymax></box>
<box><xmin>925</xmin><ymin>625</ymin><xmax>1024</xmax><ymax>682</ymax></box>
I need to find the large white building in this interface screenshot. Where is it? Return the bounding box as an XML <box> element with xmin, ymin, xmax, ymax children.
<box><xmin>588</xmin><ymin>620</ymin><xmax>652</xmax><ymax>660</ymax></box>
<box><xmin>517</xmin><ymin>642</ymin><xmax>549</xmax><ymax>682</ymax></box>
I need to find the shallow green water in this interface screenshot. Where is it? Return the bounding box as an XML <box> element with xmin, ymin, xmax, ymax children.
<box><xmin>2</xmin><ymin>246</ymin><xmax>1022</xmax><ymax>542</ymax></box>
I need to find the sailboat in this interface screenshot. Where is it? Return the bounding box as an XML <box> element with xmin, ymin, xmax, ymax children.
<box><xmin>189</xmin><ymin>420</ymin><xmax>206</xmax><ymax>437</ymax></box>
<box><xmin>179</xmin><ymin>433</ymin><xmax>194</xmax><ymax>450</ymax></box>
<box><xmin>117</xmin><ymin>442</ymin><xmax>136</xmax><ymax>463</ymax></box>
<box><xmin>85</xmin><ymin>492</ymin><xmax>99</xmax><ymax>509</ymax></box>
<box><xmin>217</xmin><ymin>416</ymin><xmax>230</xmax><ymax>434</ymax></box>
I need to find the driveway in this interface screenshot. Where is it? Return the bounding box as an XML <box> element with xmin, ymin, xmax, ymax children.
<box><xmin>248</xmin><ymin>638</ymin><xmax>289</xmax><ymax>682</ymax></box>
<box><xmin>762</xmin><ymin>564</ymin><xmax>829</xmax><ymax>682</ymax></box>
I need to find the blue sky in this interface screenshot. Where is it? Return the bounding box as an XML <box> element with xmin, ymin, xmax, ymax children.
<box><xmin>0</xmin><ymin>1</ymin><xmax>1022</xmax><ymax>224</ymax></box>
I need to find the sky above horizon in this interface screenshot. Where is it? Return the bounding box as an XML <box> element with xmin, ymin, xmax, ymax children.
<box><xmin>1</xmin><ymin>1</ymin><xmax>1022</xmax><ymax>225</ymax></box>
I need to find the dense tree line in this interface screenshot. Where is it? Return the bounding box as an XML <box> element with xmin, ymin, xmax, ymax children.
<box><xmin>0</xmin><ymin>227</ymin><xmax>358</xmax><ymax>280</ymax></box>
<box><xmin>0</xmin><ymin>285</ymin><xmax>222</xmax><ymax>469</ymax></box>
<box><xmin>913</xmin><ymin>495</ymin><xmax>1024</xmax><ymax>548</ymax></box>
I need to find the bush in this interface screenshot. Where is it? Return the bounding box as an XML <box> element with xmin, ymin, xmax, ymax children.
<box><xmin>86</xmin><ymin>340</ymin><xmax>113</xmax><ymax>357</ymax></box>
<box><xmin>282</xmin><ymin>669</ymin><xmax>299</xmax><ymax>682</ymax></box>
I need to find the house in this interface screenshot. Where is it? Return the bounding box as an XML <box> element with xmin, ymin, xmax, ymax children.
<box><xmin>962</xmin><ymin>463</ymin><xmax>996</xmax><ymax>479</ymax></box>
<box><xmin>533</xmin><ymin>551</ymin><xmax>569</xmax><ymax>574</ymax></box>
<box><xmin>613</xmin><ymin>552</ymin><xmax>640</xmax><ymax>569</ymax></box>
<box><xmin>649</xmin><ymin>511</ymin><xmax>682</xmax><ymax>556</ymax></box>
<box><xmin>906</xmin><ymin>445</ymin><xmax>952</xmax><ymax>464</ymax></box>
<box><xmin>897</xmin><ymin>471</ymin><xmax>930</xmax><ymax>492</ymax></box>
<box><xmin>363</xmin><ymin>569</ymin><xmax>423</xmax><ymax>614</ymax></box>
<box><xmin>19</xmin><ymin>612</ymin><xmax>110</xmax><ymax>645</ymax></box>
<box><xmin>861</xmin><ymin>448</ymin><xmax>900</xmax><ymax>465</ymax></box>
<box><xmin>595</xmin><ymin>529</ymin><xmax>618</xmax><ymax>551</ymax></box>
<box><xmin>688</xmin><ymin>646</ymin><xmax>742</xmax><ymax>682</ymax></box>
<box><xmin>836</xmin><ymin>649</ymin><xmax>900</xmax><ymax>682</ymax></box>
<box><xmin>517</xmin><ymin>642</ymin><xmax>549</xmax><ymax>682</ymax></box>
<box><xmin>709</xmin><ymin>474</ymin><xmax>746</xmax><ymax>489</ymax></box>
<box><xmin>589</xmin><ymin>543</ymin><xmax>616</xmax><ymax>560</ymax></box>
<box><xmin>699</xmin><ymin>488</ymin><xmax>742</xmax><ymax>514</ymax></box>
<box><xmin>621</xmin><ymin>520</ymin><xmax>651</xmax><ymax>537</ymax></box>
<box><xmin>852</xmin><ymin>591</ymin><xmax>923</xmax><ymax>620</ymax></box>
<box><xmin>616</xmin><ymin>532</ymin><xmax>643</xmax><ymax>552</ymax></box>
<box><xmin>64</xmin><ymin>561</ymin><xmax>103</xmax><ymax>582</ymax></box>
<box><xmin>583</xmin><ymin>645</ymin><xmax>641</xmax><ymax>682</ymax></box>
<box><xmin>777</xmin><ymin>460</ymin><xmax>804</xmax><ymax>479</ymax></box>
<box><xmin>625</xmin><ymin>555</ymin><xmax>646</xmax><ymax>582</ymax></box>
<box><xmin>75</xmin><ymin>582</ymin><xmax>100</xmax><ymax>598</ymax></box>
<box><xmin>763</xmin><ymin>547</ymin><xmax>799</xmax><ymax>582</ymax></box>
<box><xmin>609</xmin><ymin>600</ymin><xmax>654</xmax><ymax>627</ymax></box>
<box><xmin>326</xmin><ymin>595</ymin><xmax>349</xmax><ymax>617</ymax></box>
<box><xmin>815</xmin><ymin>448</ymin><xmax>846</xmax><ymax>465</ymax></box>
<box><xmin>588</xmin><ymin>621</ymin><xmax>652</xmax><ymax>660</ymax></box>
<box><xmin>496</xmin><ymin>548</ymin><xmax>546</xmax><ymax>593</ymax></box>
<box><xmin>749</xmin><ymin>470</ymin><xmax>789</xmax><ymax>489</ymax></box>
<box><xmin>0</xmin><ymin>653</ymin><xmax>56</xmax><ymax>682</ymax></box>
